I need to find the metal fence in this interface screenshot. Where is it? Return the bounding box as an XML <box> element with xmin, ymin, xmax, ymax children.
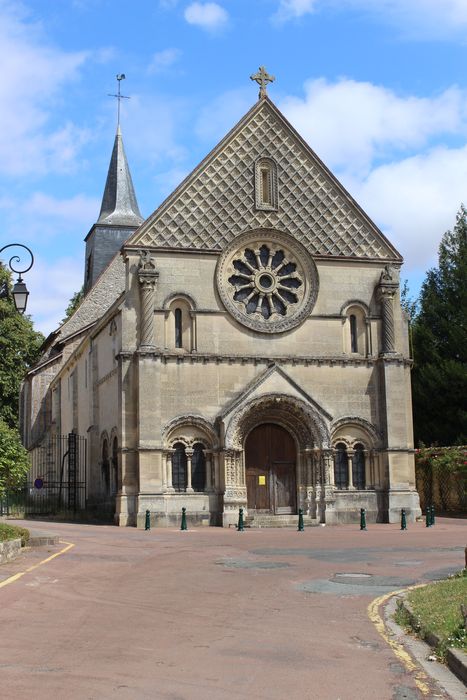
<box><xmin>1</xmin><ymin>433</ymin><xmax>87</xmax><ymax>517</ymax></box>
<box><xmin>416</xmin><ymin>463</ymin><xmax>467</xmax><ymax>514</ymax></box>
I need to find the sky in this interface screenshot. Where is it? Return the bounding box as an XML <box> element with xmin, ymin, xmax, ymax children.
<box><xmin>1</xmin><ymin>0</ymin><xmax>467</xmax><ymax>335</ymax></box>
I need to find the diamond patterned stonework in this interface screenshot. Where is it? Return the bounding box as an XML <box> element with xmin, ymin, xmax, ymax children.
<box><xmin>129</xmin><ymin>100</ymin><xmax>399</xmax><ymax>261</ymax></box>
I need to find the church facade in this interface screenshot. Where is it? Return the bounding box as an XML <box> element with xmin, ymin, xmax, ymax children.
<box><xmin>21</xmin><ymin>73</ymin><xmax>421</xmax><ymax>527</ymax></box>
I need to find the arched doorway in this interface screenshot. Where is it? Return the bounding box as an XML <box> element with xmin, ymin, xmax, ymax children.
<box><xmin>245</xmin><ymin>423</ymin><xmax>297</xmax><ymax>514</ymax></box>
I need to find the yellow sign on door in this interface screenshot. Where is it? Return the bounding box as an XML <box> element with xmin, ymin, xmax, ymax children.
<box><xmin>258</xmin><ymin>475</ymin><xmax>266</xmax><ymax>485</ymax></box>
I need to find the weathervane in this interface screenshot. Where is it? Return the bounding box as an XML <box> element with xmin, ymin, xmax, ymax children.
<box><xmin>108</xmin><ymin>74</ymin><xmax>130</xmax><ymax>127</ymax></box>
<box><xmin>250</xmin><ymin>66</ymin><xmax>275</xmax><ymax>99</ymax></box>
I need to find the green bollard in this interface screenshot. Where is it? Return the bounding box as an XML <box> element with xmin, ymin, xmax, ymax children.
<box><xmin>426</xmin><ymin>507</ymin><xmax>431</xmax><ymax>527</ymax></box>
<box><xmin>400</xmin><ymin>508</ymin><xmax>407</xmax><ymax>531</ymax></box>
<box><xmin>360</xmin><ymin>508</ymin><xmax>367</xmax><ymax>531</ymax></box>
<box><xmin>237</xmin><ymin>507</ymin><xmax>244</xmax><ymax>532</ymax></box>
<box><xmin>181</xmin><ymin>507</ymin><xmax>187</xmax><ymax>531</ymax></box>
<box><xmin>298</xmin><ymin>508</ymin><xmax>304</xmax><ymax>532</ymax></box>
<box><xmin>430</xmin><ymin>504</ymin><xmax>435</xmax><ymax>526</ymax></box>
<box><xmin>145</xmin><ymin>509</ymin><xmax>151</xmax><ymax>531</ymax></box>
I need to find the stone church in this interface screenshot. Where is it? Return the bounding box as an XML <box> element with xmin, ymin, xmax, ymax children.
<box><xmin>21</xmin><ymin>70</ymin><xmax>421</xmax><ymax>527</ymax></box>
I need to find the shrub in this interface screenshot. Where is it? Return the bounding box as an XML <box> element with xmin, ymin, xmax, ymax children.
<box><xmin>0</xmin><ymin>522</ymin><xmax>29</xmax><ymax>546</ymax></box>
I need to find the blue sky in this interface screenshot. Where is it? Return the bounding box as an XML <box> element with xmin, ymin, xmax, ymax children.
<box><xmin>2</xmin><ymin>0</ymin><xmax>467</xmax><ymax>334</ymax></box>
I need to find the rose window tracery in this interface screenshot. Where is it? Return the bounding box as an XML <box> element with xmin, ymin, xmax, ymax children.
<box><xmin>228</xmin><ymin>244</ymin><xmax>302</xmax><ymax>319</ymax></box>
<box><xmin>216</xmin><ymin>229</ymin><xmax>319</xmax><ymax>334</ymax></box>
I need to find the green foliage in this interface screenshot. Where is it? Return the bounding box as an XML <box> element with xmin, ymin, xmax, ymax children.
<box><xmin>412</xmin><ymin>206</ymin><xmax>467</xmax><ymax>445</ymax></box>
<box><xmin>62</xmin><ymin>286</ymin><xmax>84</xmax><ymax>323</ymax></box>
<box><xmin>403</xmin><ymin>571</ymin><xmax>467</xmax><ymax>660</ymax></box>
<box><xmin>0</xmin><ymin>418</ymin><xmax>31</xmax><ymax>496</ymax></box>
<box><xmin>0</xmin><ymin>522</ymin><xmax>29</xmax><ymax>546</ymax></box>
<box><xmin>0</xmin><ymin>267</ymin><xmax>44</xmax><ymax>428</ymax></box>
<box><xmin>415</xmin><ymin>445</ymin><xmax>467</xmax><ymax>475</ymax></box>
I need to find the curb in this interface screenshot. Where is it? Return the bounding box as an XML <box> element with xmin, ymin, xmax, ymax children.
<box><xmin>398</xmin><ymin>597</ymin><xmax>467</xmax><ymax>687</ymax></box>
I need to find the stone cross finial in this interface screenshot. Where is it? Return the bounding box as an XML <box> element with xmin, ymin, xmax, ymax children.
<box><xmin>250</xmin><ymin>66</ymin><xmax>275</xmax><ymax>99</ymax></box>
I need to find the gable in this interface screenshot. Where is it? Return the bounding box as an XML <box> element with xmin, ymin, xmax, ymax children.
<box><xmin>220</xmin><ymin>363</ymin><xmax>333</xmax><ymax>424</ymax></box>
<box><xmin>127</xmin><ymin>98</ymin><xmax>401</xmax><ymax>261</ymax></box>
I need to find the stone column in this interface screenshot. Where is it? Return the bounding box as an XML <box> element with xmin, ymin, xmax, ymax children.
<box><xmin>205</xmin><ymin>452</ymin><xmax>213</xmax><ymax>492</ymax></box>
<box><xmin>364</xmin><ymin>449</ymin><xmax>370</xmax><ymax>488</ymax></box>
<box><xmin>185</xmin><ymin>449</ymin><xmax>194</xmax><ymax>493</ymax></box>
<box><xmin>377</xmin><ymin>265</ymin><xmax>399</xmax><ymax>355</ymax></box>
<box><xmin>165</xmin><ymin>450</ymin><xmax>175</xmax><ymax>493</ymax></box>
<box><xmin>222</xmin><ymin>449</ymin><xmax>247</xmax><ymax>527</ymax></box>
<box><xmin>347</xmin><ymin>449</ymin><xmax>355</xmax><ymax>489</ymax></box>
<box><xmin>138</xmin><ymin>251</ymin><xmax>159</xmax><ymax>349</ymax></box>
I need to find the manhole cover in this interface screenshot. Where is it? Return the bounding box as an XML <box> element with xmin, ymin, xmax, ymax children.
<box><xmin>334</xmin><ymin>572</ymin><xmax>372</xmax><ymax>579</ymax></box>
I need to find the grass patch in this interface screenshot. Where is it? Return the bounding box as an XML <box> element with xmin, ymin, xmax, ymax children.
<box><xmin>396</xmin><ymin>570</ymin><xmax>467</xmax><ymax>660</ymax></box>
<box><xmin>0</xmin><ymin>522</ymin><xmax>30</xmax><ymax>546</ymax></box>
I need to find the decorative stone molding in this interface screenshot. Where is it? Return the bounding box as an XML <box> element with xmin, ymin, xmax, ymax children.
<box><xmin>331</xmin><ymin>416</ymin><xmax>382</xmax><ymax>448</ymax></box>
<box><xmin>377</xmin><ymin>264</ymin><xmax>399</xmax><ymax>355</ymax></box>
<box><xmin>138</xmin><ymin>250</ymin><xmax>159</xmax><ymax>349</ymax></box>
<box><xmin>162</xmin><ymin>414</ymin><xmax>218</xmax><ymax>449</ymax></box>
<box><xmin>224</xmin><ymin>392</ymin><xmax>330</xmax><ymax>451</ymax></box>
<box><xmin>216</xmin><ymin>229</ymin><xmax>319</xmax><ymax>334</ymax></box>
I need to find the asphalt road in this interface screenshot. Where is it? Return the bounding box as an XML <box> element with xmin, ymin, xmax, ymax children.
<box><xmin>0</xmin><ymin>518</ymin><xmax>465</xmax><ymax>700</ymax></box>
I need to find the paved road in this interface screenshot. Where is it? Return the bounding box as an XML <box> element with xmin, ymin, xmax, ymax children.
<box><xmin>0</xmin><ymin>518</ymin><xmax>465</xmax><ymax>700</ymax></box>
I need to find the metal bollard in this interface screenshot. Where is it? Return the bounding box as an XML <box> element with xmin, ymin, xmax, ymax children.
<box><xmin>400</xmin><ymin>508</ymin><xmax>407</xmax><ymax>531</ymax></box>
<box><xmin>360</xmin><ymin>508</ymin><xmax>367</xmax><ymax>531</ymax></box>
<box><xmin>145</xmin><ymin>509</ymin><xmax>151</xmax><ymax>531</ymax></box>
<box><xmin>180</xmin><ymin>507</ymin><xmax>187</xmax><ymax>531</ymax></box>
<box><xmin>298</xmin><ymin>508</ymin><xmax>304</xmax><ymax>532</ymax></box>
<box><xmin>237</xmin><ymin>507</ymin><xmax>244</xmax><ymax>532</ymax></box>
<box><xmin>430</xmin><ymin>504</ymin><xmax>435</xmax><ymax>526</ymax></box>
<box><xmin>426</xmin><ymin>507</ymin><xmax>431</xmax><ymax>527</ymax></box>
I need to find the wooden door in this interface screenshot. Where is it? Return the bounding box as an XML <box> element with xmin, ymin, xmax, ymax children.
<box><xmin>245</xmin><ymin>423</ymin><xmax>296</xmax><ymax>514</ymax></box>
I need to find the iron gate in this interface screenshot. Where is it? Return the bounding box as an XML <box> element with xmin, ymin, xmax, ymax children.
<box><xmin>24</xmin><ymin>433</ymin><xmax>87</xmax><ymax>515</ymax></box>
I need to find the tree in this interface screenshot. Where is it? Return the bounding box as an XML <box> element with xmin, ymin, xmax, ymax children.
<box><xmin>61</xmin><ymin>286</ymin><xmax>84</xmax><ymax>323</ymax></box>
<box><xmin>411</xmin><ymin>206</ymin><xmax>467</xmax><ymax>445</ymax></box>
<box><xmin>0</xmin><ymin>418</ymin><xmax>30</xmax><ymax>496</ymax></box>
<box><xmin>0</xmin><ymin>266</ymin><xmax>44</xmax><ymax>428</ymax></box>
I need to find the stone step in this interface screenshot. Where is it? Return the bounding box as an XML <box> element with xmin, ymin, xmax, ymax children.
<box><xmin>244</xmin><ymin>514</ymin><xmax>318</xmax><ymax>528</ymax></box>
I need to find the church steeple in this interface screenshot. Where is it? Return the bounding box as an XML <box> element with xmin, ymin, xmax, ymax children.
<box><xmin>83</xmin><ymin>79</ymin><xmax>144</xmax><ymax>294</ymax></box>
<box><xmin>96</xmin><ymin>125</ymin><xmax>143</xmax><ymax>227</ymax></box>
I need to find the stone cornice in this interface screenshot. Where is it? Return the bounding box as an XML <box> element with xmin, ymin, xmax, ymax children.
<box><xmin>117</xmin><ymin>350</ymin><xmax>412</xmax><ymax>368</ymax></box>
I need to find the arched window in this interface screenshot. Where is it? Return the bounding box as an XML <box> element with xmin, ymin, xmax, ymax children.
<box><xmin>174</xmin><ymin>308</ymin><xmax>182</xmax><ymax>349</ymax></box>
<box><xmin>165</xmin><ymin>297</ymin><xmax>195</xmax><ymax>351</ymax></box>
<box><xmin>343</xmin><ymin>304</ymin><xmax>368</xmax><ymax>355</ymax></box>
<box><xmin>350</xmin><ymin>314</ymin><xmax>358</xmax><ymax>353</ymax></box>
<box><xmin>191</xmin><ymin>443</ymin><xmax>206</xmax><ymax>492</ymax></box>
<box><xmin>334</xmin><ymin>443</ymin><xmax>348</xmax><ymax>489</ymax></box>
<box><xmin>112</xmin><ymin>436</ymin><xmax>119</xmax><ymax>494</ymax></box>
<box><xmin>352</xmin><ymin>443</ymin><xmax>366</xmax><ymax>490</ymax></box>
<box><xmin>101</xmin><ymin>438</ymin><xmax>110</xmax><ymax>492</ymax></box>
<box><xmin>255</xmin><ymin>157</ymin><xmax>278</xmax><ymax>211</ymax></box>
<box><xmin>172</xmin><ymin>442</ymin><xmax>187</xmax><ymax>492</ymax></box>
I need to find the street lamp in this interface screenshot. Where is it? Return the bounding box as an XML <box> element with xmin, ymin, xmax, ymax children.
<box><xmin>0</xmin><ymin>243</ymin><xmax>34</xmax><ymax>315</ymax></box>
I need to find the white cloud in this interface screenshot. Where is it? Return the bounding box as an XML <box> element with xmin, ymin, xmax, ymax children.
<box><xmin>148</xmin><ymin>48</ymin><xmax>181</xmax><ymax>74</ymax></box>
<box><xmin>281</xmin><ymin>78</ymin><xmax>465</xmax><ymax>176</ymax></box>
<box><xmin>345</xmin><ymin>146</ymin><xmax>467</xmax><ymax>273</ymax></box>
<box><xmin>124</xmin><ymin>93</ymin><xmax>189</xmax><ymax>165</ymax></box>
<box><xmin>273</xmin><ymin>0</ymin><xmax>316</xmax><ymax>22</ymax></box>
<box><xmin>0</xmin><ymin>191</ymin><xmax>100</xmax><ymax>246</ymax></box>
<box><xmin>272</xmin><ymin>0</ymin><xmax>467</xmax><ymax>36</ymax></box>
<box><xmin>194</xmin><ymin>88</ymin><xmax>252</xmax><ymax>142</ymax></box>
<box><xmin>26</xmin><ymin>256</ymin><xmax>84</xmax><ymax>335</ymax></box>
<box><xmin>0</xmin><ymin>1</ymin><xmax>89</xmax><ymax>176</ymax></box>
<box><xmin>184</xmin><ymin>2</ymin><xmax>228</xmax><ymax>31</ymax></box>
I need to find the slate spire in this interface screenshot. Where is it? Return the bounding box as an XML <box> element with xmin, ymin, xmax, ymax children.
<box><xmin>97</xmin><ymin>125</ymin><xmax>143</xmax><ymax>226</ymax></box>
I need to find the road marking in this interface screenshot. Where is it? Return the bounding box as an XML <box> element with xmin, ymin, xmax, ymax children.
<box><xmin>0</xmin><ymin>540</ymin><xmax>74</xmax><ymax>590</ymax></box>
<box><xmin>368</xmin><ymin>587</ymin><xmax>431</xmax><ymax>696</ymax></box>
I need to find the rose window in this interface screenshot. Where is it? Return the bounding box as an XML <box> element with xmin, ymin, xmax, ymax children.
<box><xmin>228</xmin><ymin>245</ymin><xmax>302</xmax><ymax>319</ymax></box>
<box><xmin>216</xmin><ymin>230</ymin><xmax>319</xmax><ymax>334</ymax></box>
